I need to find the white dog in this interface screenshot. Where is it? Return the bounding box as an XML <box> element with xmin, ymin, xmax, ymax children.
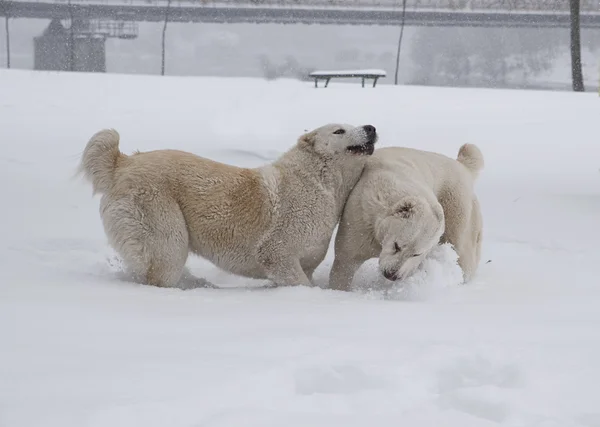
<box><xmin>329</xmin><ymin>143</ymin><xmax>484</xmax><ymax>291</ymax></box>
<box><xmin>79</xmin><ymin>124</ymin><xmax>378</xmax><ymax>288</ymax></box>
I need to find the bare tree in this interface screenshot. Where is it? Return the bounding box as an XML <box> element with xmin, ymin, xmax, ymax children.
<box><xmin>4</xmin><ymin>17</ymin><xmax>9</xmax><ymax>69</ymax></box>
<box><xmin>570</xmin><ymin>0</ymin><xmax>585</xmax><ymax>91</ymax></box>
<box><xmin>1</xmin><ymin>0</ymin><xmax>10</xmax><ymax>68</ymax></box>
<box><xmin>161</xmin><ymin>0</ymin><xmax>172</xmax><ymax>76</ymax></box>
<box><xmin>393</xmin><ymin>0</ymin><xmax>408</xmax><ymax>85</ymax></box>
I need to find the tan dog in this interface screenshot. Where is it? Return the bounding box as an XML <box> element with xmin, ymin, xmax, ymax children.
<box><xmin>330</xmin><ymin>144</ymin><xmax>483</xmax><ymax>291</ymax></box>
<box><xmin>79</xmin><ymin>124</ymin><xmax>378</xmax><ymax>288</ymax></box>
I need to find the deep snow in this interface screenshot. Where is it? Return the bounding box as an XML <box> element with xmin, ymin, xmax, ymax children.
<box><xmin>1</xmin><ymin>69</ymin><xmax>600</xmax><ymax>427</ymax></box>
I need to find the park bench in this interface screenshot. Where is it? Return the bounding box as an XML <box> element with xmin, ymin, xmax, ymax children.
<box><xmin>309</xmin><ymin>69</ymin><xmax>387</xmax><ymax>88</ymax></box>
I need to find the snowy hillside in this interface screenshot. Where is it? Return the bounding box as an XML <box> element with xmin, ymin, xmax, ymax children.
<box><xmin>1</xmin><ymin>69</ymin><xmax>600</xmax><ymax>427</ymax></box>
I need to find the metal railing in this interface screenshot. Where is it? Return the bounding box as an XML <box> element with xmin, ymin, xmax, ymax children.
<box><xmin>72</xmin><ymin>18</ymin><xmax>139</xmax><ymax>38</ymax></box>
<box><xmin>12</xmin><ymin>0</ymin><xmax>600</xmax><ymax>11</ymax></box>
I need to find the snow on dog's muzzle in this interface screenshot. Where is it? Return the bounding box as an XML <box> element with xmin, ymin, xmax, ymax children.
<box><xmin>347</xmin><ymin>124</ymin><xmax>377</xmax><ymax>155</ymax></box>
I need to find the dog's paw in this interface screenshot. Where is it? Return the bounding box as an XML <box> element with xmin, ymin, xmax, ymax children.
<box><xmin>179</xmin><ymin>269</ymin><xmax>219</xmax><ymax>290</ymax></box>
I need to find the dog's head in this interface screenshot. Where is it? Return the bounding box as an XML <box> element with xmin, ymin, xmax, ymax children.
<box><xmin>298</xmin><ymin>123</ymin><xmax>378</xmax><ymax>160</ymax></box>
<box><xmin>375</xmin><ymin>195</ymin><xmax>445</xmax><ymax>282</ymax></box>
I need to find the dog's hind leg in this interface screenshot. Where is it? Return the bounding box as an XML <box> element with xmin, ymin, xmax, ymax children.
<box><xmin>469</xmin><ymin>196</ymin><xmax>483</xmax><ymax>279</ymax></box>
<box><xmin>100</xmin><ymin>194</ymin><xmax>189</xmax><ymax>288</ymax></box>
<box><xmin>439</xmin><ymin>189</ymin><xmax>475</xmax><ymax>283</ymax></box>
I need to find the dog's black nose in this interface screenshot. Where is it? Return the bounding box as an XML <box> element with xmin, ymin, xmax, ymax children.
<box><xmin>363</xmin><ymin>125</ymin><xmax>376</xmax><ymax>136</ymax></box>
<box><xmin>383</xmin><ymin>270</ymin><xmax>398</xmax><ymax>281</ymax></box>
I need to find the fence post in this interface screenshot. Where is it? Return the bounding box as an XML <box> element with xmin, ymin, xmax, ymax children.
<box><xmin>161</xmin><ymin>0</ymin><xmax>171</xmax><ymax>76</ymax></box>
<box><xmin>393</xmin><ymin>0</ymin><xmax>407</xmax><ymax>85</ymax></box>
<box><xmin>68</xmin><ymin>0</ymin><xmax>75</xmax><ymax>71</ymax></box>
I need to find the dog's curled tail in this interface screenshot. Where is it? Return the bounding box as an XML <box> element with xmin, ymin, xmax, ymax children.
<box><xmin>457</xmin><ymin>143</ymin><xmax>484</xmax><ymax>180</ymax></box>
<box><xmin>79</xmin><ymin>129</ymin><xmax>124</xmax><ymax>195</ymax></box>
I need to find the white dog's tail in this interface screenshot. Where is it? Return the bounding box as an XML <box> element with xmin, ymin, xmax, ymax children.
<box><xmin>457</xmin><ymin>143</ymin><xmax>484</xmax><ymax>180</ymax></box>
<box><xmin>79</xmin><ymin>129</ymin><xmax>124</xmax><ymax>195</ymax></box>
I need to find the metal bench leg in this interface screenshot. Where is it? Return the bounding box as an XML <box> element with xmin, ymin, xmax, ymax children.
<box><xmin>362</xmin><ymin>77</ymin><xmax>365</xmax><ymax>88</ymax></box>
<box><xmin>314</xmin><ymin>78</ymin><xmax>318</xmax><ymax>88</ymax></box>
<box><xmin>325</xmin><ymin>78</ymin><xmax>331</xmax><ymax>88</ymax></box>
<box><xmin>373</xmin><ymin>77</ymin><xmax>378</xmax><ymax>88</ymax></box>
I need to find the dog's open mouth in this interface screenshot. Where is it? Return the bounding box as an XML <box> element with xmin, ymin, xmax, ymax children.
<box><xmin>347</xmin><ymin>141</ymin><xmax>375</xmax><ymax>156</ymax></box>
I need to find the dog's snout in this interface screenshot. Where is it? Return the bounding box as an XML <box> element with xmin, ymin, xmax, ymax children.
<box><xmin>363</xmin><ymin>125</ymin><xmax>376</xmax><ymax>136</ymax></box>
<box><xmin>383</xmin><ymin>270</ymin><xmax>398</xmax><ymax>281</ymax></box>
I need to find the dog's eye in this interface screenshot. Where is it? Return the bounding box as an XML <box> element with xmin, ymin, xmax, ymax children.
<box><xmin>393</xmin><ymin>242</ymin><xmax>401</xmax><ymax>253</ymax></box>
<box><xmin>333</xmin><ymin>129</ymin><xmax>346</xmax><ymax>135</ymax></box>
<box><xmin>412</xmin><ymin>253</ymin><xmax>422</xmax><ymax>258</ymax></box>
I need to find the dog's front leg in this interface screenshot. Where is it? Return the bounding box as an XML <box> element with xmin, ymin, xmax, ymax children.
<box><xmin>266</xmin><ymin>258</ymin><xmax>313</xmax><ymax>287</ymax></box>
<box><xmin>257</xmin><ymin>240</ymin><xmax>312</xmax><ymax>287</ymax></box>
<box><xmin>329</xmin><ymin>256</ymin><xmax>365</xmax><ymax>292</ymax></box>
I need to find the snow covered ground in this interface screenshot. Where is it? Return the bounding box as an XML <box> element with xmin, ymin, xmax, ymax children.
<box><xmin>1</xmin><ymin>69</ymin><xmax>600</xmax><ymax>427</ymax></box>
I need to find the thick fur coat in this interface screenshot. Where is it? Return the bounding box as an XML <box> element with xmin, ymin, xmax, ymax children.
<box><xmin>330</xmin><ymin>144</ymin><xmax>484</xmax><ymax>291</ymax></box>
<box><xmin>79</xmin><ymin>124</ymin><xmax>378</xmax><ymax>288</ymax></box>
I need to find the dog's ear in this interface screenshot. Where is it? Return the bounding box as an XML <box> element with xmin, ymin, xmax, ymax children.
<box><xmin>298</xmin><ymin>130</ymin><xmax>316</xmax><ymax>150</ymax></box>
<box><xmin>432</xmin><ymin>201</ymin><xmax>445</xmax><ymax>223</ymax></box>
<box><xmin>395</xmin><ymin>202</ymin><xmax>415</xmax><ymax>219</ymax></box>
<box><xmin>392</xmin><ymin>197</ymin><xmax>420</xmax><ymax>219</ymax></box>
